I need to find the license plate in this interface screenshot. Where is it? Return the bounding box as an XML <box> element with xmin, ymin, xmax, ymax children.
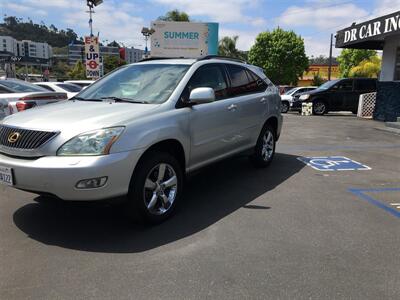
<box><xmin>0</xmin><ymin>166</ymin><xmax>13</xmax><ymax>186</ymax></box>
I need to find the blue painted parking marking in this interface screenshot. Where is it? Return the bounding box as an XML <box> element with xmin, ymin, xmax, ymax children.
<box><xmin>297</xmin><ymin>156</ymin><xmax>371</xmax><ymax>171</ymax></box>
<box><xmin>349</xmin><ymin>188</ymin><xmax>400</xmax><ymax>219</ymax></box>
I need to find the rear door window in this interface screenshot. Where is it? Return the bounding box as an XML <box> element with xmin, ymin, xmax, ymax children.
<box><xmin>227</xmin><ymin>64</ymin><xmax>250</xmax><ymax>97</ymax></box>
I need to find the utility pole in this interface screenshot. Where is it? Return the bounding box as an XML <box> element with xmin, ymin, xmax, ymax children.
<box><xmin>328</xmin><ymin>33</ymin><xmax>333</xmax><ymax>81</ymax></box>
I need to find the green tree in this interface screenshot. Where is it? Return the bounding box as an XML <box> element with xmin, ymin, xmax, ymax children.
<box><xmin>349</xmin><ymin>56</ymin><xmax>381</xmax><ymax>78</ymax></box>
<box><xmin>158</xmin><ymin>10</ymin><xmax>190</xmax><ymax>22</ymax></box>
<box><xmin>248</xmin><ymin>28</ymin><xmax>309</xmax><ymax>85</ymax></box>
<box><xmin>218</xmin><ymin>36</ymin><xmax>247</xmax><ymax>60</ymax></box>
<box><xmin>337</xmin><ymin>49</ymin><xmax>377</xmax><ymax>77</ymax></box>
<box><xmin>51</xmin><ymin>61</ymin><xmax>71</xmax><ymax>80</ymax></box>
<box><xmin>103</xmin><ymin>55</ymin><xmax>126</xmax><ymax>75</ymax></box>
<box><xmin>311</xmin><ymin>74</ymin><xmax>325</xmax><ymax>86</ymax></box>
<box><xmin>68</xmin><ymin>61</ymin><xmax>86</xmax><ymax>80</ymax></box>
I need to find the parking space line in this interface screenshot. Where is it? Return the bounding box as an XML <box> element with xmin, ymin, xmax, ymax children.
<box><xmin>349</xmin><ymin>188</ymin><xmax>400</xmax><ymax>219</ymax></box>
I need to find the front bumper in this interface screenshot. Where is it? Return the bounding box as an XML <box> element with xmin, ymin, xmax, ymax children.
<box><xmin>290</xmin><ymin>101</ymin><xmax>303</xmax><ymax>111</ymax></box>
<box><xmin>0</xmin><ymin>150</ymin><xmax>143</xmax><ymax>201</ymax></box>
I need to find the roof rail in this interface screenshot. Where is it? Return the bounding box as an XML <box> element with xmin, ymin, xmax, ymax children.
<box><xmin>198</xmin><ymin>55</ymin><xmax>247</xmax><ymax>64</ymax></box>
<box><xmin>139</xmin><ymin>56</ymin><xmax>187</xmax><ymax>62</ymax></box>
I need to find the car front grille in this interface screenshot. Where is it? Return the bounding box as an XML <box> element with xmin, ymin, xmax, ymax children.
<box><xmin>0</xmin><ymin>125</ymin><xmax>58</xmax><ymax>150</ymax></box>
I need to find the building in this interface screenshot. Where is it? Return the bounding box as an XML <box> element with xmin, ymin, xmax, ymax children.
<box><xmin>1</xmin><ymin>36</ymin><xmax>18</xmax><ymax>55</ymax></box>
<box><xmin>336</xmin><ymin>10</ymin><xmax>400</xmax><ymax>122</ymax></box>
<box><xmin>68</xmin><ymin>44</ymin><xmax>120</xmax><ymax>65</ymax></box>
<box><xmin>124</xmin><ymin>47</ymin><xmax>144</xmax><ymax>63</ymax></box>
<box><xmin>298</xmin><ymin>64</ymin><xmax>340</xmax><ymax>86</ymax></box>
<box><xmin>0</xmin><ymin>35</ymin><xmax>52</xmax><ymax>66</ymax></box>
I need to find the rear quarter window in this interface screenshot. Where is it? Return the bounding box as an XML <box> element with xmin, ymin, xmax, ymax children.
<box><xmin>355</xmin><ymin>79</ymin><xmax>377</xmax><ymax>92</ymax></box>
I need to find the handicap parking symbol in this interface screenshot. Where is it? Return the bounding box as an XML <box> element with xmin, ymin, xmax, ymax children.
<box><xmin>297</xmin><ymin>156</ymin><xmax>371</xmax><ymax>171</ymax></box>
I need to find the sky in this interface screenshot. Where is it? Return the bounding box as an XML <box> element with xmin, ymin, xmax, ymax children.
<box><xmin>1</xmin><ymin>0</ymin><xmax>400</xmax><ymax>57</ymax></box>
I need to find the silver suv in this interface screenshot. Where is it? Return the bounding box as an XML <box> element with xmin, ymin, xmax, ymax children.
<box><xmin>0</xmin><ymin>57</ymin><xmax>282</xmax><ymax>223</ymax></box>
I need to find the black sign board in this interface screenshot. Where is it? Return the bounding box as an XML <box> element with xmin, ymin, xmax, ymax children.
<box><xmin>336</xmin><ymin>10</ymin><xmax>400</xmax><ymax>49</ymax></box>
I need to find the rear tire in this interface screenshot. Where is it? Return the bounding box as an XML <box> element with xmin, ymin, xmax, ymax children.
<box><xmin>250</xmin><ymin>124</ymin><xmax>276</xmax><ymax>168</ymax></box>
<box><xmin>313</xmin><ymin>101</ymin><xmax>327</xmax><ymax>115</ymax></box>
<box><xmin>126</xmin><ymin>151</ymin><xmax>183</xmax><ymax>224</ymax></box>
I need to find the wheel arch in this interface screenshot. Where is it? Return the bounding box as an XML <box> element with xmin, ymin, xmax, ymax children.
<box><xmin>135</xmin><ymin>139</ymin><xmax>186</xmax><ymax>174</ymax></box>
<box><xmin>263</xmin><ymin>116</ymin><xmax>278</xmax><ymax>139</ymax></box>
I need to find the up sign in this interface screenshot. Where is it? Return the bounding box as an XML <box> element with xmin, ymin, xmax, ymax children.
<box><xmin>84</xmin><ymin>36</ymin><xmax>100</xmax><ymax>79</ymax></box>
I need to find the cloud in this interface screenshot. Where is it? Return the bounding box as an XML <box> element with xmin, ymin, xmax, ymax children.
<box><xmin>277</xmin><ymin>3</ymin><xmax>369</xmax><ymax>30</ymax></box>
<box><xmin>303</xmin><ymin>36</ymin><xmax>340</xmax><ymax>58</ymax></box>
<box><xmin>22</xmin><ymin>0</ymin><xmax>82</xmax><ymax>9</ymax></box>
<box><xmin>62</xmin><ymin>2</ymin><xmax>146</xmax><ymax>48</ymax></box>
<box><xmin>373</xmin><ymin>0</ymin><xmax>400</xmax><ymax>17</ymax></box>
<box><xmin>1</xmin><ymin>2</ymin><xmax>47</xmax><ymax>16</ymax></box>
<box><xmin>153</xmin><ymin>0</ymin><xmax>265</xmax><ymax>25</ymax></box>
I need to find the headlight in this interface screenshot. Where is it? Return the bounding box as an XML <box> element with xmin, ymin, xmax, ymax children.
<box><xmin>299</xmin><ymin>94</ymin><xmax>310</xmax><ymax>100</ymax></box>
<box><xmin>57</xmin><ymin>127</ymin><xmax>124</xmax><ymax>156</ymax></box>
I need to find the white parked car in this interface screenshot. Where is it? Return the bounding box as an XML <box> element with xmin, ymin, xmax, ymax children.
<box><xmin>0</xmin><ymin>79</ymin><xmax>67</xmax><ymax>119</ymax></box>
<box><xmin>280</xmin><ymin>86</ymin><xmax>317</xmax><ymax>113</ymax></box>
<box><xmin>64</xmin><ymin>80</ymin><xmax>95</xmax><ymax>89</ymax></box>
<box><xmin>34</xmin><ymin>82</ymin><xmax>82</xmax><ymax>99</ymax></box>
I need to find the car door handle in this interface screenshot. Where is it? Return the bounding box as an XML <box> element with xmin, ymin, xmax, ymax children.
<box><xmin>260</xmin><ymin>97</ymin><xmax>267</xmax><ymax>104</ymax></box>
<box><xmin>227</xmin><ymin>104</ymin><xmax>237</xmax><ymax>111</ymax></box>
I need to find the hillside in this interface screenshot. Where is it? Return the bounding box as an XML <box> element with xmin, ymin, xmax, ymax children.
<box><xmin>0</xmin><ymin>16</ymin><xmax>80</xmax><ymax>47</ymax></box>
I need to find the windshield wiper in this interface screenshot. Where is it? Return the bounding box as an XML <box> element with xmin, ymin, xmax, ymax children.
<box><xmin>100</xmin><ymin>97</ymin><xmax>149</xmax><ymax>104</ymax></box>
<box><xmin>71</xmin><ymin>97</ymin><xmax>102</xmax><ymax>101</ymax></box>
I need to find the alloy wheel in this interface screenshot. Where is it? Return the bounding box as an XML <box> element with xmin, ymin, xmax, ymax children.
<box><xmin>261</xmin><ymin>130</ymin><xmax>275</xmax><ymax>162</ymax></box>
<box><xmin>314</xmin><ymin>102</ymin><xmax>326</xmax><ymax>115</ymax></box>
<box><xmin>143</xmin><ymin>163</ymin><xmax>178</xmax><ymax>215</ymax></box>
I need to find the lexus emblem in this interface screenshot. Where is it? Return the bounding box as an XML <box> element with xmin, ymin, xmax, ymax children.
<box><xmin>8</xmin><ymin>132</ymin><xmax>21</xmax><ymax>144</ymax></box>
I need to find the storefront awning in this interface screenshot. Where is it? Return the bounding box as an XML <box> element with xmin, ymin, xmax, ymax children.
<box><xmin>336</xmin><ymin>10</ymin><xmax>400</xmax><ymax>50</ymax></box>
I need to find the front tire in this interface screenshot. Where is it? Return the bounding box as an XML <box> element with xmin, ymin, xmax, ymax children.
<box><xmin>251</xmin><ymin>124</ymin><xmax>276</xmax><ymax>168</ymax></box>
<box><xmin>313</xmin><ymin>101</ymin><xmax>328</xmax><ymax>115</ymax></box>
<box><xmin>127</xmin><ymin>151</ymin><xmax>183</xmax><ymax>224</ymax></box>
<box><xmin>281</xmin><ymin>101</ymin><xmax>289</xmax><ymax>113</ymax></box>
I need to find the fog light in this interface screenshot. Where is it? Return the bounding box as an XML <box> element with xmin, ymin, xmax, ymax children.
<box><xmin>76</xmin><ymin>177</ymin><xmax>108</xmax><ymax>189</ymax></box>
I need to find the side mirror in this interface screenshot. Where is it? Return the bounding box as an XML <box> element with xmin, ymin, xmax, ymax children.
<box><xmin>189</xmin><ymin>87</ymin><xmax>215</xmax><ymax>104</ymax></box>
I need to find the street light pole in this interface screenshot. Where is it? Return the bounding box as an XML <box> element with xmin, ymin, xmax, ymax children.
<box><xmin>86</xmin><ymin>0</ymin><xmax>103</xmax><ymax>37</ymax></box>
<box><xmin>141</xmin><ymin>27</ymin><xmax>155</xmax><ymax>58</ymax></box>
<box><xmin>328</xmin><ymin>33</ymin><xmax>333</xmax><ymax>81</ymax></box>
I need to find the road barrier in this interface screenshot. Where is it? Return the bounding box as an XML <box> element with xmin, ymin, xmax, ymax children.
<box><xmin>301</xmin><ymin>102</ymin><xmax>313</xmax><ymax>116</ymax></box>
<box><xmin>358</xmin><ymin>92</ymin><xmax>376</xmax><ymax>118</ymax></box>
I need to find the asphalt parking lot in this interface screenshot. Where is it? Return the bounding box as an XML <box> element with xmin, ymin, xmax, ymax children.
<box><xmin>1</xmin><ymin>113</ymin><xmax>399</xmax><ymax>299</ymax></box>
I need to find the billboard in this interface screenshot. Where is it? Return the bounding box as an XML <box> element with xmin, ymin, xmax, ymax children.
<box><xmin>150</xmin><ymin>21</ymin><xmax>218</xmax><ymax>58</ymax></box>
<box><xmin>84</xmin><ymin>36</ymin><xmax>100</xmax><ymax>78</ymax></box>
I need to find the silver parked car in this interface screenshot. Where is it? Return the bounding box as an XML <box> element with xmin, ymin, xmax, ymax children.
<box><xmin>0</xmin><ymin>57</ymin><xmax>282</xmax><ymax>223</ymax></box>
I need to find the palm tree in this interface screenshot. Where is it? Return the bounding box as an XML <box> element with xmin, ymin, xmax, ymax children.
<box><xmin>158</xmin><ymin>10</ymin><xmax>190</xmax><ymax>22</ymax></box>
<box><xmin>218</xmin><ymin>36</ymin><xmax>247</xmax><ymax>60</ymax></box>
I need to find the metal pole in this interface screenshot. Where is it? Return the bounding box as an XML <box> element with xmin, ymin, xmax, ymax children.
<box><xmin>89</xmin><ymin>6</ymin><xmax>93</xmax><ymax>37</ymax></box>
<box><xmin>328</xmin><ymin>33</ymin><xmax>333</xmax><ymax>81</ymax></box>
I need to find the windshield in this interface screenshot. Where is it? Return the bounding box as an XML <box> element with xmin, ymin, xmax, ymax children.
<box><xmin>0</xmin><ymin>80</ymin><xmax>47</xmax><ymax>93</ymax></box>
<box><xmin>57</xmin><ymin>83</ymin><xmax>82</xmax><ymax>92</ymax></box>
<box><xmin>77</xmin><ymin>64</ymin><xmax>190</xmax><ymax>104</ymax></box>
<box><xmin>317</xmin><ymin>79</ymin><xmax>340</xmax><ymax>90</ymax></box>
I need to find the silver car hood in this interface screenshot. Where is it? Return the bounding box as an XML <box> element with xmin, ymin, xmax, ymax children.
<box><xmin>2</xmin><ymin>100</ymin><xmax>159</xmax><ymax>132</ymax></box>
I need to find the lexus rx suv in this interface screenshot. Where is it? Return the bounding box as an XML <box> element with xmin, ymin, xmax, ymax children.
<box><xmin>0</xmin><ymin>57</ymin><xmax>282</xmax><ymax>223</ymax></box>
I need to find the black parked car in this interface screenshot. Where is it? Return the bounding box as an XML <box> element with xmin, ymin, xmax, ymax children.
<box><xmin>291</xmin><ymin>78</ymin><xmax>377</xmax><ymax>115</ymax></box>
